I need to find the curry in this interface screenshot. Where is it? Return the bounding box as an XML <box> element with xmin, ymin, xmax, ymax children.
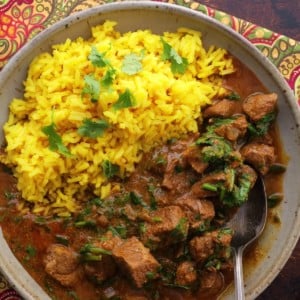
<box><xmin>0</xmin><ymin>58</ymin><xmax>285</xmax><ymax>300</ymax></box>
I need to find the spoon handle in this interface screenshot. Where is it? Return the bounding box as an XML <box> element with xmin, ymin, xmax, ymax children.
<box><xmin>234</xmin><ymin>247</ymin><xmax>245</xmax><ymax>300</ymax></box>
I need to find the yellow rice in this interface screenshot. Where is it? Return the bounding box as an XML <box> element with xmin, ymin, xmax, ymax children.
<box><xmin>0</xmin><ymin>21</ymin><xmax>235</xmax><ymax>216</ymax></box>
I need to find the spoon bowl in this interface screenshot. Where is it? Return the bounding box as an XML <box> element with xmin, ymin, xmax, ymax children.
<box><xmin>227</xmin><ymin>174</ymin><xmax>267</xmax><ymax>300</ymax></box>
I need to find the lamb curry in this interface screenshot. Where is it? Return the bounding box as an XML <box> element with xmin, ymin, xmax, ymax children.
<box><xmin>0</xmin><ymin>59</ymin><xmax>286</xmax><ymax>300</ymax></box>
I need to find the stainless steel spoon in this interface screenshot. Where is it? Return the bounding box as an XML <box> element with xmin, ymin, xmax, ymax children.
<box><xmin>227</xmin><ymin>175</ymin><xmax>267</xmax><ymax>300</ymax></box>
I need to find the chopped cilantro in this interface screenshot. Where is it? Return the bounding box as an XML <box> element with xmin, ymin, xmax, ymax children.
<box><xmin>139</xmin><ymin>222</ymin><xmax>147</xmax><ymax>234</ymax></box>
<box><xmin>121</xmin><ymin>53</ymin><xmax>143</xmax><ymax>75</ymax></box>
<box><xmin>80</xmin><ymin>243</ymin><xmax>112</xmax><ymax>255</ymax></box>
<box><xmin>42</xmin><ymin>121</ymin><xmax>72</xmax><ymax>157</ymax></box>
<box><xmin>108</xmin><ymin>225</ymin><xmax>127</xmax><ymax>238</ymax></box>
<box><xmin>112</xmin><ymin>89</ymin><xmax>135</xmax><ymax>110</ymax></box>
<box><xmin>25</xmin><ymin>245</ymin><xmax>36</xmax><ymax>261</ymax></box>
<box><xmin>171</xmin><ymin>217</ymin><xmax>188</xmax><ymax>240</ymax></box>
<box><xmin>102</xmin><ymin>160</ymin><xmax>120</xmax><ymax>178</ymax></box>
<box><xmin>4</xmin><ymin>191</ymin><xmax>15</xmax><ymax>201</ymax></box>
<box><xmin>82</xmin><ymin>74</ymin><xmax>100</xmax><ymax>102</ymax></box>
<box><xmin>129</xmin><ymin>192</ymin><xmax>147</xmax><ymax>207</ymax></box>
<box><xmin>78</xmin><ymin>118</ymin><xmax>109</xmax><ymax>139</ymax></box>
<box><xmin>55</xmin><ymin>235</ymin><xmax>69</xmax><ymax>246</ymax></box>
<box><xmin>101</xmin><ymin>68</ymin><xmax>116</xmax><ymax>88</ymax></box>
<box><xmin>226</xmin><ymin>92</ymin><xmax>241</xmax><ymax>100</ymax></box>
<box><xmin>88</xmin><ymin>46</ymin><xmax>111</xmax><ymax>68</ymax></box>
<box><xmin>67</xmin><ymin>290</ymin><xmax>79</xmax><ymax>300</ymax></box>
<box><xmin>147</xmin><ymin>184</ymin><xmax>157</xmax><ymax>210</ymax></box>
<box><xmin>161</xmin><ymin>38</ymin><xmax>188</xmax><ymax>74</ymax></box>
<box><xmin>248</xmin><ymin>112</ymin><xmax>276</xmax><ymax>137</ymax></box>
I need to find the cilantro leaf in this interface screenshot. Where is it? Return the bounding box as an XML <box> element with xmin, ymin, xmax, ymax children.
<box><xmin>102</xmin><ymin>160</ymin><xmax>120</xmax><ymax>178</ymax></box>
<box><xmin>42</xmin><ymin>122</ymin><xmax>72</xmax><ymax>157</ymax></box>
<box><xmin>112</xmin><ymin>89</ymin><xmax>135</xmax><ymax>110</ymax></box>
<box><xmin>88</xmin><ymin>46</ymin><xmax>110</xmax><ymax>68</ymax></box>
<box><xmin>121</xmin><ymin>53</ymin><xmax>143</xmax><ymax>75</ymax></box>
<box><xmin>248</xmin><ymin>112</ymin><xmax>276</xmax><ymax>137</ymax></box>
<box><xmin>82</xmin><ymin>74</ymin><xmax>100</xmax><ymax>102</ymax></box>
<box><xmin>161</xmin><ymin>38</ymin><xmax>188</xmax><ymax>74</ymax></box>
<box><xmin>226</xmin><ymin>92</ymin><xmax>241</xmax><ymax>100</ymax></box>
<box><xmin>101</xmin><ymin>68</ymin><xmax>116</xmax><ymax>88</ymax></box>
<box><xmin>78</xmin><ymin>119</ymin><xmax>109</xmax><ymax>138</ymax></box>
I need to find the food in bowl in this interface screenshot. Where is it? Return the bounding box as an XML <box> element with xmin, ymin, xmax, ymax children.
<box><xmin>0</xmin><ymin>20</ymin><xmax>285</xmax><ymax>299</ymax></box>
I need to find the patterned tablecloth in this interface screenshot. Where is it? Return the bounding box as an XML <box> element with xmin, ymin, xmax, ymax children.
<box><xmin>0</xmin><ymin>0</ymin><xmax>299</xmax><ymax>299</ymax></box>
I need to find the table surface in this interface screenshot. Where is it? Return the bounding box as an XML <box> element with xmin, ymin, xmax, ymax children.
<box><xmin>199</xmin><ymin>2</ymin><xmax>300</xmax><ymax>299</ymax></box>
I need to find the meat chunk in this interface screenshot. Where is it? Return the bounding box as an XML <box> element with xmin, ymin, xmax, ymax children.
<box><xmin>197</xmin><ymin>270</ymin><xmax>224</xmax><ymax>298</ymax></box>
<box><xmin>141</xmin><ymin>206</ymin><xmax>188</xmax><ymax>249</ymax></box>
<box><xmin>203</xmin><ymin>99</ymin><xmax>239</xmax><ymax>119</ymax></box>
<box><xmin>189</xmin><ymin>229</ymin><xmax>232</xmax><ymax>263</ymax></box>
<box><xmin>242</xmin><ymin>93</ymin><xmax>277</xmax><ymax>122</ymax></box>
<box><xmin>183</xmin><ymin>145</ymin><xmax>208</xmax><ymax>174</ymax></box>
<box><xmin>240</xmin><ymin>142</ymin><xmax>275</xmax><ymax>174</ymax></box>
<box><xmin>189</xmin><ymin>235</ymin><xmax>214</xmax><ymax>263</ymax></box>
<box><xmin>213</xmin><ymin>115</ymin><xmax>248</xmax><ymax>142</ymax></box>
<box><xmin>112</xmin><ymin>236</ymin><xmax>160</xmax><ymax>288</ymax></box>
<box><xmin>174</xmin><ymin>195</ymin><xmax>215</xmax><ymax>230</ymax></box>
<box><xmin>84</xmin><ymin>256</ymin><xmax>116</xmax><ymax>283</ymax></box>
<box><xmin>44</xmin><ymin>244</ymin><xmax>82</xmax><ymax>287</ymax></box>
<box><xmin>93</xmin><ymin>231</ymin><xmax>122</xmax><ymax>252</ymax></box>
<box><xmin>175</xmin><ymin>261</ymin><xmax>197</xmax><ymax>286</ymax></box>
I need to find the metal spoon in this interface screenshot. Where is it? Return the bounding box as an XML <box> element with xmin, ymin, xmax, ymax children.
<box><xmin>227</xmin><ymin>175</ymin><xmax>267</xmax><ymax>300</ymax></box>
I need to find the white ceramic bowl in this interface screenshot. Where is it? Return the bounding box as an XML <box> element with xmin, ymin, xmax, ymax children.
<box><xmin>0</xmin><ymin>2</ymin><xmax>300</xmax><ymax>299</ymax></box>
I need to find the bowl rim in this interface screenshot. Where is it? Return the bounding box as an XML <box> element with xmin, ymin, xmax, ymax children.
<box><xmin>0</xmin><ymin>1</ymin><xmax>300</xmax><ymax>299</ymax></box>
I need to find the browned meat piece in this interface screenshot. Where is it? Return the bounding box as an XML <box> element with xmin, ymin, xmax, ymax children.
<box><xmin>242</xmin><ymin>92</ymin><xmax>277</xmax><ymax>122</ymax></box>
<box><xmin>112</xmin><ymin>236</ymin><xmax>160</xmax><ymax>288</ymax></box>
<box><xmin>189</xmin><ymin>235</ymin><xmax>214</xmax><ymax>263</ymax></box>
<box><xmin>174</xmin><ymin>195</ymin><xmax>215</xmax><ymax>229</ymax></box>
<box><xmin>142</xmin><ymin>146</ymin><xmax>168</xmax><ymax>175</ymax></box>
<box><xmin>44</xmin><ymin>244</ymin><xmax>83</xmax><ymax>287</ymax></box>
<box><xmin>240</xmin><ymin>142</ymin><xmax>276</xmax><ymax>174</ymax></box>
<box><xmin>161</xmin><ymin>135</ymin><xmax>201</xmax><ymax>192</ymax></box>
<box><xmin>141</xmin><ymin>206</ymin><xmax>188</xmax><ymax>249</ymax></box>
<box><xmin>214</xmin><ymin>115</ymin><xmax>248</xmax><ymax>142</ymax></box>
<box><xmin>97</xmin><ymin>214</ymin><xmax>109</xmax><ymax>228</ymax></box>
<box><xmin>183</xmin><ymin>145</ymin><xmax>208</xmax><ymax>173</ymax></box>
<box><xmin>162</xmin><ymin>169</ymin><xmax>193</xmax><ymax>194</ymax></box>
<box><xmin>189</xmin><ymin>229</ymin><xmax>232</xmax><ymax>263</ymax></box>
<box><xmin>197</xmin><ymin>270</ymin><xmax>224</xmax><ymax>298</ymax></box>
<box><xmin>191</xmin><ymin>172</ymin><xmax>227</xmax><ymax>198</ymax></box>
<box><xmin>203</xmin><ymin>99</ymin><xmax>239</xmax><ymax>119</ymax></box>
<box><xmin>175</xmin><ymin>261</ymin><xmax>198</xmax><ymax>286</ymax></box>
<box><xmin>210</xmin><ymin>229</ymin><xmax>232</xmax><ymax>248</ymax></box>
<box><xmin>93</xmin><ymin>231</ymin><xmax>122</xmax><ymax>252</ymax></box>
<box><xmin>84</xmin><ymin>255</ymin><xmax>116</xmax><ymax>283</ymax></box>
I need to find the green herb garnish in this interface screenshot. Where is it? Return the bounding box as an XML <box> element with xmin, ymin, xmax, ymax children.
<box><xmin>122</xmin><ymin>53</ymin><xmax>143</xmax><ymax>75</ymax></box>
<box><xmin>226</xmin><ymin>92</ymin><xmax>240</xmax><ymax>100</ymax></box>
<box><xmin>42</xmin><ymin>120</ymin><xmax>72</xmax><ymax>157</ymax></box>
<box><xmin>112</xmin><ymin>88</ymin><xmax>135</xmax><ymax>110</ymax></box>
<box><xmin>88</xmin><ymin>46</ymin><xmax>111</xmax><ymax>68</ymax></box>
<box><xmin>161</xmin><ymin>38</ymin><xmax>188</xmax><ymax>74</ymax></box>
<box><xmin>101</xmin><ymin>68</ymin><xmax>116</xmax><ymax>88</ymax></box>
<box><xmin>108</xmin><ymin>225</ymin><xmax>127</xmax><ymax>238</ymax></box>
<box><xmin>25</xmin><ymin>245</ymin><xmax>36</xmax><ymax>261</ymax></box>
<box><xmin>248</xmin><ymin>112</ymin><xmax>276</xmax><ymax>137</ymax></box>
<box><xmin>101</xmin><ymin>160</ymin><xmax>120</xmax><ymax>178</ymax></box>
<box><xmin>82</xmin><ymin>74</ymin><xmax>101</xmax><ymax>102</ymax></box>
<box><xmin>78</xmin><ymin>118</ymin><xmax>109</xmax><ymax>138</ymax></box>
